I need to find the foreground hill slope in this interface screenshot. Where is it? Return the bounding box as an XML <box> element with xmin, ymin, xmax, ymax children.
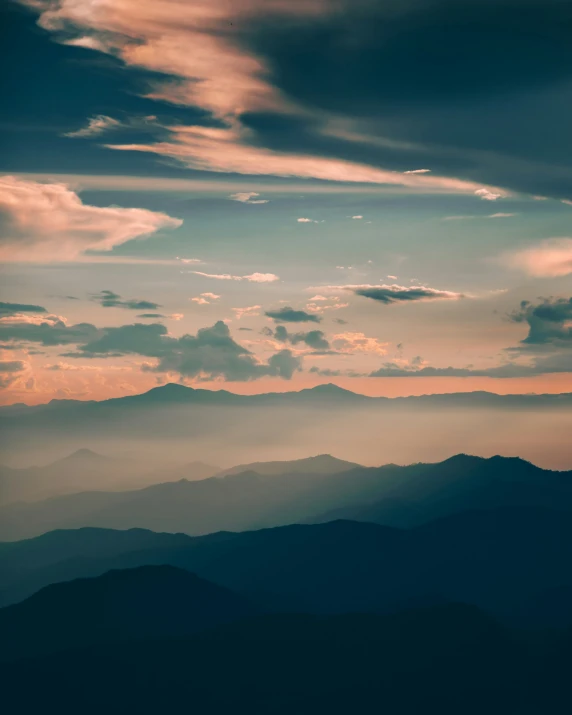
<box><xmin>0</xmin><ymin>564</ymin><xmax>257</xmax><ymax>662</ymax></box>
<box><xmin>3</xmin><ymin>600</ymin><xmax>571</xmax><ymax>714</ymax></box>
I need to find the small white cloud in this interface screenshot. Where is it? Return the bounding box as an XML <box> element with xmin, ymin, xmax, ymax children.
<box><xmin>243</xmin><ymin>273</ymin><xmax>279</xmax><ymax>283</ymax></box>
<box><xmin>404</xmin><ymin>169</ymin><xmax>431</xmax><ymax>174</ymax></box>
<box><xmin>233</xmin><ymin>305</ymin><xmax>261</xmax><ymax>319</ymax></box>
<box><xmin>177</xmin><ymin>257</ymin><xmax>202</xmax><ymax>264</ymax></box>
<box><xmin>562</xmin><ymin>199</ymin><xmax>572</xmax><ymax>206</ymax></box>
<box><xmin>201</xmin><ymin>292</ymin><xmax>220</xmax><ymax>300</ymax></box>
<box><xmin>475</xmin><ymin>188</ymin><xmax>503</xmax><ymax>201</ymax></box>
<box><xmin>229</xmin><ymin>192</ymin><xmax>269</xmax><ymax>204</ymax></box>
<box><xmin>192</xmin><ymin>271</ymin><xmax>279</xmax><ymax>282</ymax></box>
<box><xmin>488</xmin><ymin>213</ymin><xmax>516</xmax><ymax>218</ymax></box>
<box><xmin>387</xmin><ymin>275</ymin><xmax>398</xmax><ymax>280</ymax></box>
<box><xmin>297</xmin><ymin>217</ymin><xmax>314</xmax><ymax>223</ymax></box>
<box><xmin>351</xmin><ymin>215</ymin><xmax>363</xmax><ymax>220</ymax></box>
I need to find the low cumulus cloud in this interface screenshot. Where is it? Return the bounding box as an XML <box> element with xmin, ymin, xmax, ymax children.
<box><xmin>92</xmin><ymin>290</ymin><xmax>161</xmax><ymax>311</ymax></box>
<box><xmin>273</xmin><ymin>325</ymin><xmax>330</xmax><ymax>350</ymax></box>
<box><xmin>265</xmin><ymin>306</ymin><xmax>322</xmax><ymax>323</ymax></box>
<box><xmin>0</xmin><ymin>176</ymin><xmax>182</xmax><ymax>261</ymax></box>
<box><xmin>510</xmin><ymin>297</ymin><xmax>572</xmax><ymax>348</ymax></box>
<box><xmin>0</xmin><ymin>309</ymin><xmax>301</xmax><ymax>382</ymax></box>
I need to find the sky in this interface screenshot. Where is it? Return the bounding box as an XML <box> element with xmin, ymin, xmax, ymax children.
<box><xmin>0</xmin><ymin>0</ymin><xmax>571</xmax><ymax>405</ymax></box>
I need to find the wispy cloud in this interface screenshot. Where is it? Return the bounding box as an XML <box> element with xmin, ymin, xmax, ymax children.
<box><xmin>63</xmin><ymin>115</ymin><xmax>122</xmax><ymax>138</ymax></box>
<box><xmin>192</xmin><ymin>271</ymin><xmax>279</xmax><ymax>282</ymax></box>
<box><xmin>503</xmin><ymin>238</ymin><xmax>572</xmax><ymax>277</ymax></box>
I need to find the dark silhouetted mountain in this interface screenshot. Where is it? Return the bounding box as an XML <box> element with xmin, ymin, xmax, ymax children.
<box><xmin>3</xmin><ymin>508</ymin><xmax>572</xmax><ymax>628</ymax></box>
<box><xmin>3</xmin><ymin>602</ymin><xmax>570</xmax><ymax>714</ymax></box>
<box><xmin>0</xmin><ymin>564</ymin><xmax>257</xmax><ymax>662</ymax></box>
<box><xmin>1</xmin><ymin>453</ymin><xmax>570</xmax><ymax>541</ymax></box>
<box><xmin>216</xmin><ymin>453</ymin><xmax>362</xmax><ymax>477</ymax></box>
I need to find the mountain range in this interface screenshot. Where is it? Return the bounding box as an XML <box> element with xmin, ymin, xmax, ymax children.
<box><xmin>1</xmin><ymin>453</ymin><xmax>570</xmax><ymax>542</ymax></box>
<box><xmin>3</xmin><ymin>506</ymin><xmax>572</xmax><ymax>628</ymax></box>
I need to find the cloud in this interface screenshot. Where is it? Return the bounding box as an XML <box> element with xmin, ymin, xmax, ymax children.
<box><xmin>273</xmin><ymin>325</ymin><xmax>330</xmax><ymax>350</ymax></box>
<box><xmin>443</xmin><ymin>213</ymin><xmax>516</xmax><ymax>221</ymax></box>
<box><xmin>93</xmin><ymin>290</ymin><xmax>161</xmax><ymax>311</ymax></box>
<box><xmin>369</xmin><ymin>354</ymin><xmax>572</xmax><ymax>378</ymax></box>
<box><xmin>0</xmin><ymin>302</ymin><xmax>47</xmax><ymax>318</ymax></box>
<box><xmin>138</xmin><ymin>313</ymin><xmax>168</xmax><ymax>319</ymax></box>
<box><xmin>0</xmin><ymin>319</ymin><xmax>99</xmax><ymax>347</ymax></box>
<box><xmin>22</xmin><ymin>0</ymin><xmax>570</xmax><ymax>200</ymax></box>
<box><xmin>404</xmin><ymin>169</ymin><xmax>431</xmax><ymax>174</ymax></box>
<box><xmin>192</xmin><ymin>292</ymin><xmax>221</xmax><ymax>305</ymax></box>
<box><xmin>229</xmin><ymin>192</ymin><xmax>269</xmax><ymax>204</ymax></box>
<box><xmin>84</xmin><ymin>321</ymin><xmax>302</xmax><ymax>381</ymax></box>
<box><xmin>265</xmin><ymin>306</ymin><xmax>322</xmax><ymax>323</ymax></box>
<box><xmin>350</xmin><ymin>284</ymin><xmax>464</xmax><ymax>304</ymax></box>
<box><xmin>297</xmin><ymin>218</ymin><xmax>315</xmax><ymax>223</ymax></box>
<box><xmin>475</xmin><ymin>188</ymin><xmax>503</xmax><ymax>201</ymax></box>
<box><xmin>63</xmin><ymin>115</ymin><xmax>122</xmax><ymax>138</ymax></box>
<box><xmin>510</xmin><ymin>297</ymin><xmax>572</xmax><ymax>348</ymax></box>
<box><xmin>0</xmin><ymin>309</ymin><xmax>302</xmax><ymax>382</ymax></box>
<box><xmin>177</xmin><ymin>257</ymin><xmax>203</xmax><ymax>264</ymax></box>
<box><xmin>233</xmin><ymin>305</ymin><xmax>261</xmax><ymax>319</ymax></box>
<box><xmin>332</xmin><ymin>332</ymin><xmax>388</xmax><ymax>356</ymax></box>
<box><xmin>504</xmin><ymin>238</ymin><xmax>572</xmax><ymax>277</ymax></box>
<box><xmin>351</xmin><ymin>215</ymin><xmax>363</xmax><ymax>219</ymax></box>
<box><xmin>0</xmin><ymin>176</ymin><xmax>182</xmax><ymax>261</ymax></box>
<box><xmin>0</xmin><ymin>360</ymin><xmax>28</xmax><ymax>389</ymax></box>
<box><xmin>192</xmin><ymin>271</ymin><xmax>279</xmax><ymax>282</ymax></box>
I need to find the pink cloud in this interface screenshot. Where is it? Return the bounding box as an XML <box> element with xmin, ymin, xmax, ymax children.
<box><xmin>26</xmin><ymin>1</ymin><xmax>507</xmax><ymax>196</ymax></box>
<box><xmin>0</xmin><ymin>176</ymin><xmax>182</xmax><ymax>261</ymax></box>
<box><xmin>504</xmin><ymin>238</ymin><xmax>572</xmax><ymax>277</ymax></box>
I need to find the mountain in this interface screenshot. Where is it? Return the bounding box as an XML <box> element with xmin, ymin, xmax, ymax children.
<box><xmin>0</xmin><ymin>565</ymin><xmax>257</xmax><ymax>662</ymax></box>
<box><xmin>1</xmin><ymin>384</ymin><xmax>570</xmax><ymax>471</ymax></box>
<box><xmin>216</xmin><ymin>453</ymin><xmax>362</xmax><ymax>477</ymax></box>
<box><xmin>3</xmin><ymin>507</ymin><xmax>572</xmax><ymax>628</ymax></box>
<box><xmin>3</xmin><ymin>602</ymin><xmax>569</xmax><ymax>714</ymax></box>
<box><xmin>1</xmin><ymin>453</ymin><xmax>570</xmax><ymax>541</ymax></box>
<box><xmin>0</xmin><ymin>448</ymin><xmax>145</xmax><ymax>505</ymax></box>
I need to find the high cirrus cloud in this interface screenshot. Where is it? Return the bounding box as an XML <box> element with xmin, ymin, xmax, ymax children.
<box><xmin>20</xmin><ymin>2</ymin><xmax>506</xmax><ymax>197</ymax></box>
<box><xmin>0</xmin><ymin>176</ymin><xmax>182</xmax><ymax>261</ymax></box>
